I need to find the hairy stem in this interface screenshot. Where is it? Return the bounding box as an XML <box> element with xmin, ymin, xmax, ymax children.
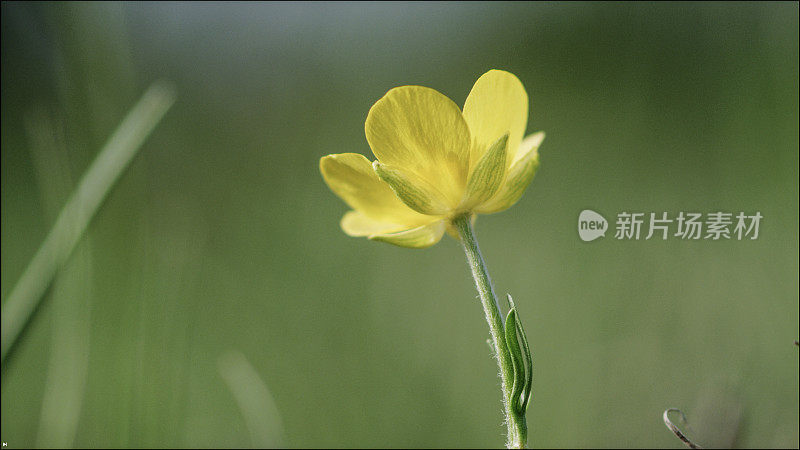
<box><xmin>452</xmin><ymin>214</ymin><xmax>527</xmax><ymax>448</ymax></box>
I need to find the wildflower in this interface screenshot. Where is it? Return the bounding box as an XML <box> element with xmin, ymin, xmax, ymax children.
<box><xmin>320</xmin><ymin>69</ymin><xmax>544</xmax><ymax>248</ymax></box>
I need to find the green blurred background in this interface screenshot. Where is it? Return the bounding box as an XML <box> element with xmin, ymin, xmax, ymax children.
<box><xmin>2</xmin><ymin>2</ymin><xmax>797</xmax><ymax>448</ymax></box>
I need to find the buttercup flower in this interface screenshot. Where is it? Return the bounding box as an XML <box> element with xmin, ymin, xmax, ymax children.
<box><xmin>320</xmin><ymin>69</ymin><xmax>545</xmax><ymax>248</ymax></box>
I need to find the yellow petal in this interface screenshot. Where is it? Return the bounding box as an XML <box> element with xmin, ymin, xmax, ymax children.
<box><xmin>369</xmin><ymin>220</ymin><xmax>446</xmax><ymax>249</ymax></box>
<box><xmin>462</xmin><ymin>133</ymin><xmax>508</xmax><ymax>210</ymax></box>
<box><xmin>340</xmin><ymin>210</ymin><xmax>407</xmax><ymax>236</ymax></box>
<box><xmin>462</xmin><ymin>70</ymin><xmax>528</xmax><ymax>170</ymax></box>
<box><xmin>365</xmin><ymin>85</ymin><xmax>471</xmax><ymax>207</ymax></box>
<box><xmin>373</xmin><ymin>161</ymin><xmax>451</xmax><ymax>216</ymax></box>
<box><xmin>511</xmin><ymin>131</ymin><xmax>545</xmax><ymax>166</ymax></box>
<box><xmin>320</xmin><ymin>153</ymin><xmax>429</xmax><ymax>226</ymax></box>
<box><xmin>474</xmin><ymin>132</ymin><xmax>543</xmax><ymax>214</ymax></box>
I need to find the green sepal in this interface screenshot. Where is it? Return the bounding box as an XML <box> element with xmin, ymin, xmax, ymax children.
<box><xmin>464</xmin><ymin>133</ymin><xmax>508</xmax><ymax>208</ymax></box>
<box><xmin>474</xmin><ymin>137</ymin><xmax>541</xmax><ymax>214</ymax></box>
<box><xmin>373</xmin><ymin>161</ymin><xmax>450</xmax><ymax>215</ymax></box>
<box><xmin>368</xmin><ymin>220</ymin><xmax>446</xmax><ymax>249</ymax></box>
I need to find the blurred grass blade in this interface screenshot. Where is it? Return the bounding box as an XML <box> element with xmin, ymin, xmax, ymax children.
<box><xmin>25</xmin><ymin>109</ymin><xmax>93</xmax><ymax>448</ymax></box>
<box><xmin>218</xmin><ymin>351</ymin><xmax>287</xmax><ymax>448</ymax></box>
<box><xmin>0</xmin><ymin>82</ymin><xmax>176</xmax><ymax>362</ymax></box>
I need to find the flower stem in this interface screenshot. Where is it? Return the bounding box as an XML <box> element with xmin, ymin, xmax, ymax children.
<box><xmin>452</xmin><ymin>214</ymin><xmax>527</xmax><ymax>449</ymax></box>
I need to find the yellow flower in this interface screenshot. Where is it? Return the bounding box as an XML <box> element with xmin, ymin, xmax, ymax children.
<box><xmin>320</xmin><ymin>69</ymin><xmax>545</xmax><ymax>248</ymax></box>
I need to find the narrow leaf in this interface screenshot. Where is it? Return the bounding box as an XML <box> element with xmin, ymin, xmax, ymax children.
<box><xmin>504</xmin><ymin>308</ymin><xmax>525</xmax><ymax>413</ymax></box>
<box><xmin>508</xmin><ymin>294</ymin><xmax>533</xmax><ymax>412</ymax></box>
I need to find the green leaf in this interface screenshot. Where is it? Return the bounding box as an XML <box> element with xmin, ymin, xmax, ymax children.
<box><xmin>504</xmin><ymin>308</ymin><xmax>525</xmax><ymax>413</ymax></box>
<box><xmin>508</xmin><ymin>294</ymin><xmax>533</xmax><ymax>412</ymax></box>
